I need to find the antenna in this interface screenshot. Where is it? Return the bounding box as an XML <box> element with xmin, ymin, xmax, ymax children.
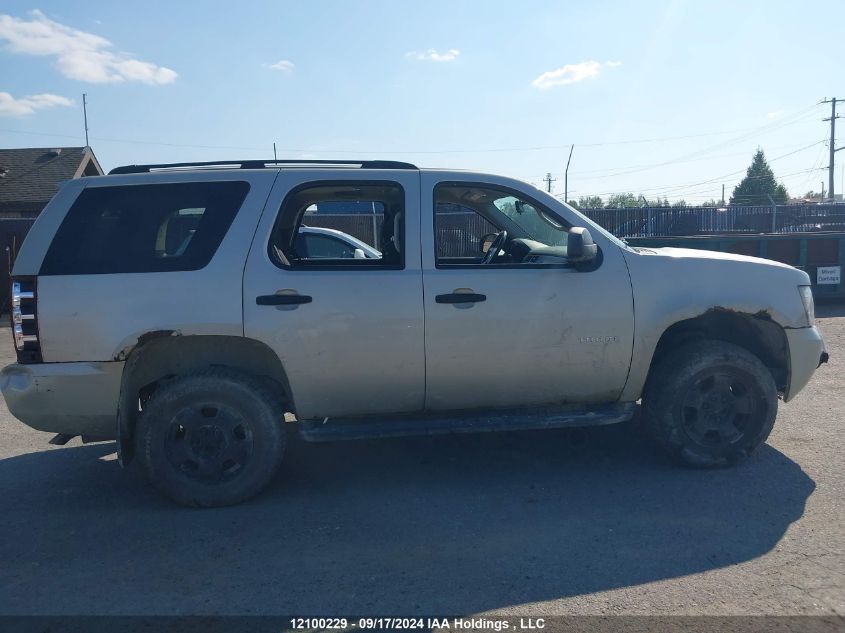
<box><xmin>82</xmin><ymin>93</ymin><xmax>89</xmax><ymax>147</ymax></box>
<box><xmin>273</xmin><ymin>142</ymin><xmax>277</xmax><ymax>162</ymax></box>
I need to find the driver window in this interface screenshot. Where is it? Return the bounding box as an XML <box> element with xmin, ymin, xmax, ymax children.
<box><xmin>435</xmin><ymin>200</ymin><xmax>498</xmax><ymax>263</ymax></box>
<box><xmin>434</xmin><ymin>183</ymin><xmax>570</xmax><ymax>266</ymax></box>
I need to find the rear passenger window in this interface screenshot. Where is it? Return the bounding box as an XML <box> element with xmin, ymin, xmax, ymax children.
<box><xmin>40</xmin><ymin>181</ymin><xmax>249</xmax><ymax>275</ymax></box>
<box><xmin>268</xmin><ymin>182</ymin><xmax>404</xmax><ymax>268</ymax></box>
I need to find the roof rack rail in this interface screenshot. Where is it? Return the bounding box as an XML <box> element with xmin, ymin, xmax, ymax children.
<box><xmin>108</xmin><ymin>159</ymin><xmax>418</xmax><ymax>175</ymax></box>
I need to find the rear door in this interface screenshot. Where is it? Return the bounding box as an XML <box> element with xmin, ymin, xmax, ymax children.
<box><xmin>243</xmin><ymin>169</ymin><xmax>425</xmax><ymax>420</ymax></box>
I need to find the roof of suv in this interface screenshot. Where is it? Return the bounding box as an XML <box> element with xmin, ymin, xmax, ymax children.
<box><xmin>108</xmin><ymin>160</ymin><xmax>419</xmax><ymax>175</ymax></box>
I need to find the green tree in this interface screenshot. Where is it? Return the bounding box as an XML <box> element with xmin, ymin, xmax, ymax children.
<box><xmin>606</xmin><ymin>193</ymin><xmax>639</xmax><ymax>208</ymax></box>
<box><xmin>730</xmin><ymin>149</ymin><xmax>788</xmax><ymax>206</ymax></box>
<box><xmin>575</xmin><ymin>195</ymin><xmax>603</xmax><ymax>208</ymax></box>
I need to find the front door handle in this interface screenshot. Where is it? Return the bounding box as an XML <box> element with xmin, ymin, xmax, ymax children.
<box><xmin>435</xmin><ymin>292</ymin><xmax>486</xmax><ymax>304</ymax></box>
<box><xmin>256</xmin><ymin>294</ymin><xmax>312</xmax><ymax>306</ymax></box>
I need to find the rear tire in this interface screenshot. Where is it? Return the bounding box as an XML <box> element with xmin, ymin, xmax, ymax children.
<box><xmin>136</xmin><ymin>368</ymin><xmax>286</xmax><ymax>507</ymax></box>
<box><xmin>643</xmin><ymin>340</ymin><xmax>777</xmax><ymax>468</ymax></box>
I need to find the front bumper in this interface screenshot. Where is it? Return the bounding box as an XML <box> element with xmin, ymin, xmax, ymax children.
<box><xmin>784</xmin><ymin>326</ymin><xmax>827</xmax><ymax>402</ymax></box>
<box><xmin>0</xmin><ymin>361</ymin><xmax>123</xmax><ymax>438</ymax></box>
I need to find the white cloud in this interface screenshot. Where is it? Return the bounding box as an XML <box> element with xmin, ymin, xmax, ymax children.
<box><xmin>0</xmin><ymin>9</ymin><xmax>177</xmax><ymax>84</ymax></box>
<box><xmin>767</xmin><ymin>111</ymin><xmax>782</xmax><ymax>120</ymax></box>
<box><xmin>266</xmin><ymin>59</ymin><xmax>295</xmax><ymax>72</ymax></box>
<box><xmin>406</xmin><ymin>48</ymin><xmax>460</xmax><ymax>62</ymax></box>
<box><xmin>531</xmin><ymin>60</ymin><xmax>621</xmax><ymax>90</ymax></box>
<box><xmin>0</xmin><ymin>91</ymin><xmax>74</xmax><ymax>117</ymax></box>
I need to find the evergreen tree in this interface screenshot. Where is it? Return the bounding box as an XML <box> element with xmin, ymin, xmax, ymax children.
<box><xmin>730</xmin><ymin>149</ymin><xmax>788</xmax><ymax>205</ymax></box>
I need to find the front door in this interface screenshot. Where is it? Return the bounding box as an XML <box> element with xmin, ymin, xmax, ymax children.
<box><xmin>243</xmin><ymin>170</ymin><xmax>425</xmax><ymax>420</ymax></box>
<box><xmin>420</xmin><ymin>174</ymin><xmax>635</xmax><ymax>410</ymax></box>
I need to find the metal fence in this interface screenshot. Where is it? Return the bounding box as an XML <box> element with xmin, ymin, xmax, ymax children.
<box><xmin>305</xmin><ymin>204</ymin><xmax>845</xmax><ymax>255</ymax></box>
<box><xmin>578</xmin><ymin>204</ymin><xmax>845</xmax><ymax>238</ymax></box>
<box><xmin>304</xmin><ymin>211</ymin><xmax>497</xmax><ymax>257</ymax></box>
<box><xmin>2</xmin><ymin>203</ymin><xmax>844</xmax><ymax>300</ymax></box>
<box><xmin>301</xmin><ymin>215</ymin><xmax>385</xmax><ymax>247</ymax></box>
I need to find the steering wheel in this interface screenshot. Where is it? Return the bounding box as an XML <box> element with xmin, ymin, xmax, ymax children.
<box><xmin>481</xmin><ymin>230</ymin><xmax>508</xmax><ymax>265</ymax></box>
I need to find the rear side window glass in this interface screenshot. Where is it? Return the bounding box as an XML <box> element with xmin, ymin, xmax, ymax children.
<box><xmin>268</xmin><ymin>182</ymin><xmax>404</xmax><ymax>268</ymax></box>
<box><xmin>40</xmin><ymin>181</ymin><xmax>250</xmax><ymax>275</ymax></box>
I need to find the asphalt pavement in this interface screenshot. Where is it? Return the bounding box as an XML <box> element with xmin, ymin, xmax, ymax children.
<box><xmin>0</xmin><ymin>307</ymin><xmax>842</xmax><ymax>616</ymax></box>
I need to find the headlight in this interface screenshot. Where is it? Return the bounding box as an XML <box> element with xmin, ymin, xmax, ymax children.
<box><xmin>798</xmin><ymin>285</ymin><xmax>815</xmax><ymax>326</ymax></box>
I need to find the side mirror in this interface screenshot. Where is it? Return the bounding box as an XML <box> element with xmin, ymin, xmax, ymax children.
<box><xmin>567</xmin><ymin>227</ymin><xmax>598</xmax><ymax>263</ymax></box>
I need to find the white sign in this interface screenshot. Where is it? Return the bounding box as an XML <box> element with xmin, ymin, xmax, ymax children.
<box><xmin>817</xmin><ymin>266</ymin><xmax>841</xmax><ymax>285</ymax></box>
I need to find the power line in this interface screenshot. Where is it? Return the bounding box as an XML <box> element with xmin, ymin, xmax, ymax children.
<box><xmin>572</xmin><ymin>167</ymin><xmax>823</xmax><ymax>201</ymax></box>
<box><xmin>0</xmin><ymin>103</ymin><xmax>824</xmax><ymax>156</ymax></box>
<box><xmin>566</xmin><ymin>167</ymin><xmax>823</xmax><ymax>203</ymax></box>
<box><xmin>566</xmin><ymin>107</ymin><xmax>821</xmax><ymax>182</ymax></box>
<box><xmin>559</xmin><ymin>141</ymin><xmax>826</xmax><ymax>199</ymax></box>
<box><xmin>798</xmin><ymin>142</ymin><xmax>829</xmax><ymax>193</ymax></box>
<box><xmin>564</xmin><ymin>138</ymin><xmax>820</xmax><ymax>180</ymax></box>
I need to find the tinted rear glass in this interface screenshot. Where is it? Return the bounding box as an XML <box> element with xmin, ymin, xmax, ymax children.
<box><xmin>40</xmin><ymin>181</ymin><xmax>250</xmax><ymax>275</ymax></box>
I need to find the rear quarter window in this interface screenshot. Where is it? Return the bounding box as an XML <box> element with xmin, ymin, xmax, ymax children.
<box><xmin>39</xmin><ymin>181</ymin><xmax>250</xmax><ymax>275</ymax></box>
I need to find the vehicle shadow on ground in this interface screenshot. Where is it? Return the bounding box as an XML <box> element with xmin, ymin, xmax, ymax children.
<box><xmin>0</xmin><ymin>421</ymin><xmax>814</xmax><ymax>615</ymax></box>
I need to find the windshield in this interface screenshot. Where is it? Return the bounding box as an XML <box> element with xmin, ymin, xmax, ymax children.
<box><xmin>493</xmin><ymin>196</ymin><xmax>568</xmax><ymax>246</ymax></box>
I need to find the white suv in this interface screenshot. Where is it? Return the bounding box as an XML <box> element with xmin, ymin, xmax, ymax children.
<box><xmin>1</xmin><ymin>159</ymin><xmax>827</xmax><ymax>506</ymax></box>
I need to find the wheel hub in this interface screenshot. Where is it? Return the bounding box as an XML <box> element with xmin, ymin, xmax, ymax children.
<box><xmin>189</xmin><ymin>424</ymin><xmax>227</xmax><ymax>459</ymax></box>
<box><xmin>164</xmin><ymin>404</ymin><xmax>254</xmax><ymax>481</ymax></box>
<box><xmin>681</xmin><ymin>371</ymin><xmax>756</xmax><ymax>447</ymax></box>
<box><xmin>701</xmin><ymin>390</ymin><xmax>735</xmax><ymax>424</ymax></box>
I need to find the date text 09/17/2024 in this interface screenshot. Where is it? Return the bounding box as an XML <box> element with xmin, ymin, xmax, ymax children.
<box><xmin>288</xmin><ymin>617</ymin><xmax>547</xmax><ymax>630</ymax></box>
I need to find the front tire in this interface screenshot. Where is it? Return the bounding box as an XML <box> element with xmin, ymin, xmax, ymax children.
<box><xmin>136</xmin><ymin>368</ymin><xmax>286</xmax><ymax>507</ymax></box>
<box><xmin>643</xmin><ymin>340</ymin><xmax>778</xmax><ymax>468</ymax></box>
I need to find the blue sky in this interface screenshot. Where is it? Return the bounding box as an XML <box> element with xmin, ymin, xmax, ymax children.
<box><xmin>0</xmin><ymin>0</ymin><xmax>843</xmax><ymax>203</ymax></box>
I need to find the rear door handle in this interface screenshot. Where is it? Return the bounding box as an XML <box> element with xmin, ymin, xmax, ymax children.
<box><xmin>256</xmin><ymin>294</ymin><xmax>312</xmax><ymax>306</ymax></box>
<box><xmin>435</xmin><ymin>293</ymin><xmax>486</xmax><ymax>304</ymax></box>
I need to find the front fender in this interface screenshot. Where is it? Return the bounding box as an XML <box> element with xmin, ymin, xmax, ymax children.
<box><xmin>620</xmin><ymin>247</ymin><xmax>809</xmax><ymax>401</ymax></box>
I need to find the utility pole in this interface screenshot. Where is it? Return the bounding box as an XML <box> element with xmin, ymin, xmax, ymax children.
<box><xmin>82</xmin><ymin>93</ymin><xmax>89</xmax><ymax>147</ymax></box>
<box><xmin>543</xmin><ymin>172</ymin><xmax>556</xmax><ymax>193</ymax></box>
<box><xmin>564</xmin><ymin>145</ymin><xmax>574</xmax><ymax>203</ymax></box>
<box><xmin>721</xmin><ymin>184</ymin><xmax>725</xmax><ymax>205</ymax></box>
<box><xmin>822</xmin><ymin>97</ymin><xmax>844</xmax><ymax>201</ymax></box>
<box><xmin>273</xmin><ymin>142</ymin><xmax>278</xmax><ymax>162</ymax></box>
<box><xmin>821</xmin><ymin>181</ymin><xmax>825</xmax><ymax>200</ymax></box>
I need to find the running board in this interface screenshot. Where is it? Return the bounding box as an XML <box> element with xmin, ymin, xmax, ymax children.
<box><xmin>298</xmin><ymin>403</ymin><xmax>636</xmax><ymax>443</ymax></box>
<box><xmin>48</xmin><ymin>433</ymin><xmax>76</xmax><ymax>446</ymax></box>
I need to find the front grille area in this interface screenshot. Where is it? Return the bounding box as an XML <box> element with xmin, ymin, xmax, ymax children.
<box><xmin>11</xmin><ymin>277</ymin><xmax>42</xmax><ymax>363</ymax></box>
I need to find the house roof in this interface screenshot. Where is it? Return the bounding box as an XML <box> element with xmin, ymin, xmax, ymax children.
<box><xmin>0</xmin><ymin>147</ymin><xmax>103</xmax><ymax>212</ymax></box>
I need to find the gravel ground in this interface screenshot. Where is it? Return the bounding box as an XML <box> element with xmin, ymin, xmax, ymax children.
<box><xmin>0</xmin><ymin>308</ymin><xmax>842</xmax><ymax>617</ymax></box>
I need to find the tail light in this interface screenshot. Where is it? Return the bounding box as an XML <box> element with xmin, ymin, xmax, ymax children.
<box><xmin>10</xmin><ymin>276</ymin><xmax>42</xmax><ymax>363</ymax></box>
